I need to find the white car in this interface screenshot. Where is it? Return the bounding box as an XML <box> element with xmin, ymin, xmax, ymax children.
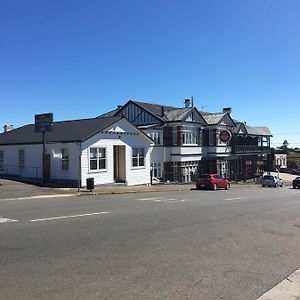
<box><xmin>262</xmin><ymin>175</ymin><xmax>283</xmax><ymax>188</ymax></box>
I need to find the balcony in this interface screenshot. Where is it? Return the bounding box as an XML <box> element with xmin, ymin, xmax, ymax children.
<box><xmin>233</xmin><ymin>145</ymin><xmax>270</xmax><ymax>153</ymax></box>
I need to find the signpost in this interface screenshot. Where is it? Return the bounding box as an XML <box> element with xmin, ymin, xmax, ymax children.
<box><xmin>35</xmin><ymin>113</ymin><xmax>53</xmax><ymax>183</ymax></box>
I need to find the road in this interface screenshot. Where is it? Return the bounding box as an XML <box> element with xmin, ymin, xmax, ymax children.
<box><xmin>1</xmin><ymin>186</ymin><xmax>300</xmax><ymax>299</ymax></box>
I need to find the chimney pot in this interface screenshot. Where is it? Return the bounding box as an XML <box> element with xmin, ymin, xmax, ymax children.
<box><xmin>3</xmin><ymin>124</ymin><xmax>14</xmax><ymax>132</ymax></box>
<box><xmin>184</xmin><ymin>98</ymin><xmax>191</xmax><ymax>108</ymax></box>
<box><xmin>223</xmin><ymin>107</ymin><xmax>232</xmax><ymax>114</ymax></box>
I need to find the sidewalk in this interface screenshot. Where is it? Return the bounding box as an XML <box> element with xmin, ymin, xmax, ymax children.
<box><xmin>0</xmin><ymin>173</ymin><xmax>296</xmax><ymax>201</ymax></box>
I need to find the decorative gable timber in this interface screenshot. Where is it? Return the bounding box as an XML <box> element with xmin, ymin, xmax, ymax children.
<box><xmin>237</xmin><ymin>123</ymin><xmax>247</xmax><ymax>134</ymax></box>
<box><xmin>184</xmin><ymin>108</ymin><xmax>206</xmax><ymax>124</ymax></box>
<box><xmin>219</xmin><ymin>114</ymin><xmax>236</xmax><ymax>127</ymax></box>
<box><xmin>116</xmin><ymin>101</ymin><xmax>162</xmax><ymax>125</ymax></box>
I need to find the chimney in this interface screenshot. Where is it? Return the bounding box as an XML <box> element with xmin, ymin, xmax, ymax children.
<box><xmin>161</xmin><ymin>106</ymin><xmax>165</xmax><ymax>117</ymax></box>
<box><xmin>3</xmin><ymin>124</ymin><xmax>14</xmax><ymax>132</ymax></box>
<box><xmin>223</xmin><ymin>107</ymin><xmax>232</xmax><ymax>114</ymax></box>
<box><xmin>184</xmin><ymin>98</ymin><xmax>191</xmax><ymax>108</ymax></box>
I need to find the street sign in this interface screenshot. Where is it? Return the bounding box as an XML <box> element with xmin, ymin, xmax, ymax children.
<box><xmin>35</xmin><ymin>113</ymin><xmax>53</xmax><ymax>133</ymax></box>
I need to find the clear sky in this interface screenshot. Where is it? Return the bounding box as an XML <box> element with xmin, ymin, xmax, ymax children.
<box><xmin>1</xmin><ymin>0</ymin><xmax>299</xmax><ymax>148</ymax></box>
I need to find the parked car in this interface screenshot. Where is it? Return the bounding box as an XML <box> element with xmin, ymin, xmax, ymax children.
<box><xmin>261</xmin><ymin>175</ymin><xmax>283</xmax><ymax>187</ymax></box>
<box><xmin>196</xmin><ymin>174</ymin><xmax>230</xmax><ymax>191</ymax></box>
<box><xmin>292</xmin><ymin>177</ymin><xmax>300</xmax><ymax>189</ymax></box>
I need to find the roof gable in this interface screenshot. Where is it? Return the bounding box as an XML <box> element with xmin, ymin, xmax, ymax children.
<box><xmin>116</xmin><ymin>100</ymin><xmax>163</xmax><ymax>125</ymax></box>
<box><xmin>202</xmin><ymin>112</ymin><xmax>235</xmax><ymax>127</ymax></box>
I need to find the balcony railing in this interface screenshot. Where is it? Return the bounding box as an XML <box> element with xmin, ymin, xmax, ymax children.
<box><xmin>233</xmin><ymin>145</ymin><xmax>270</xmax><ymax>153</ymax></box>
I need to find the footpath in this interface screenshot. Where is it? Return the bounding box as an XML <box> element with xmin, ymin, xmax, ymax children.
<box><xmin>0</xmin><ymin>172</ymin><xmax>297</xmax><ymax>201</ymax></box>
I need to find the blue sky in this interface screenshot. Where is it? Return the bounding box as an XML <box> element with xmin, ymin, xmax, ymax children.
<box><xmin>1</xmin><ymin>0</ymin><xmax>299</xmax><ymax>148</ymax></box>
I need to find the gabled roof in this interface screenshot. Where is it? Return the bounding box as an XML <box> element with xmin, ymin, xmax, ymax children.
<box><xmin>0</xmin><ymin>116</ymin><xmax>123</xmax><ymax>145</ymax></box>
<box><xmin>105</xmin><ymin>99</ymin><xmax>206</xmax><ymax>124</ymax></box>
<box><xmin>234</xmin><ymin>122</ymin><xmax>272</xmax><ymax>136</ymax></box>
<box><xmin>201</xmin><ymin>112</ymin><xmax>236</xmax><ymax>127</ymax></box>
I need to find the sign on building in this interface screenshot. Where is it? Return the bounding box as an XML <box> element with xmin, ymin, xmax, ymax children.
<box><xmin>35</xmin><ymin>113</ymin><xmax>53</xmax><ymax>133</ymax></box>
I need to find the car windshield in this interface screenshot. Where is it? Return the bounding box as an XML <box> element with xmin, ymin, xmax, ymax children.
<box><xmin>199</xmin><ymin>175</ymin><xmax>211</xmax><ymax>179</ymax></box>
<box><xmin>263</xmin><ymin>175</ymin><xmax>274</xmax><ymax>179</ymax></box>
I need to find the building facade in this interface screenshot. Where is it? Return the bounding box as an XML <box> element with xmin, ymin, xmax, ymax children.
<box><xmin>101</xmin><ymin>99</ymin><xmax>272</xmax><ymax>183</ymax></box>
<box><xmin>0</xmin><ymin>116</ymin><xmax>153</xmax><ymax>187</ymax></box>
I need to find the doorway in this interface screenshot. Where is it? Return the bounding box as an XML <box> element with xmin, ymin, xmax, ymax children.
<box><xmin>44</xmin><ymin>154</ymin><xmax>51</xmax><ymax>182</ymax></box>
<box><xmin>113</xmin><ymin>146</ymin><xmax>126</xmax><ymax>183</ymax></box>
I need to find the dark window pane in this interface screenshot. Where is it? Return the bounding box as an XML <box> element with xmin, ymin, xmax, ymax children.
<box><xmin>132</xmin><ymin>157</ymin><xmax>138</xmax><ymax>167</ymax></box>
<box><xmin>99</xmin><ymin>159</ymin><xmax>106</xmax><ymax>169</ymax></box>
<box><xmin>90</xmin><ymin>160</ymin><xmax>97</xmax><ymax>170</ymax></box>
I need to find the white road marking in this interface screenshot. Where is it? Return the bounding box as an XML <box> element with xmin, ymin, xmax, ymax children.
<box><xmin>30</xmin><ymin>211</ymin><xmax>109</xmax><ymax>222</ymax></box>
<box><xmin>0</xmin><ymin>217</ymin><xmax>18</xmax><ymax>223</ymax></box>
<box><xmin>137</xmin><ymin>197</ymin><xmax>186</xmax><ymax>203</ymax></box>
<box><xmin>223</xmin><ymin>197</ymin><xmax>245</xmax><ymax>201</ymax></box>
<box><xmin>257</xmin><ymin>267</ymin><xmax>300</xmax><ymax>299</ymax></box>
<box><xmin>137</xmin><ymin>197</ymin><xmax>161</xmax><ymax>201</ymax></box>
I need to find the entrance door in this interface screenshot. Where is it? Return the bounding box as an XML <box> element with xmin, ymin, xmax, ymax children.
<box><xmin>113</xmin><ymin>146</ymin><xmax>126</xmax><ymax>183</ymax></box>
<box><xmin>44</xmin><ymin>154</ymin><xmax>51</xmax><ymax>182</ymax></box>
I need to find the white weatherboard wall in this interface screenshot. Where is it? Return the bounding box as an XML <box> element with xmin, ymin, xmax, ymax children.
<box><xmin>48</xmin><ymin>143</ymin><xmax>80</xmax><ymax>182</ymax></box>
<box><xmin>0</xmin><ymin>144</ymin><xmax>42</xmax><ymax>178</ymax></box>
<box><xmin>81</xmin><ymin>119</ymin><xmax>151</xmax><ymax>187</ymax></box>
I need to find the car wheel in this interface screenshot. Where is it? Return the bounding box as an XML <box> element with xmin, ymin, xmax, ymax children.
<box><xmin>196</xmin><ymin>186</ymin><xmax>201</xmax><ymax>190</ymax></box>
<box><xmin>293</xmin><ymin>185</ymin><xmax>296</xmax><ymax>189</ymax></box>
<box><xmin>225</xmin><ymin>183</ymin><xmax>230</xmax><ymax>190</ymax></box>
<box><xmin>262</xmin><ymin>185</ymin><xmax>265</xmax><ymax>187</ymax></box>
<box><xmin>213</xmin><ymin>183</ymin><xmax>217</xmax><ymax>191</ymax></box>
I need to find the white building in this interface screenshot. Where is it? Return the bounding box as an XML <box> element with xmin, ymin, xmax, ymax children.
<box><xmin>0</xmin><ymin>116</ymin><xmax>153</xmax><ymax>187</ymax></box>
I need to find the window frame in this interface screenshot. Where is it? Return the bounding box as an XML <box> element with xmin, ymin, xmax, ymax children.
<box><xmin>132</xmin><ymin>147</ymin><xmax>145</xmax><ymax>168</ymax></box>
<box><xmin>61</xmin><ymin>148</ymin><xmax>69</xmax><ymax>171</ymax></box>
<box><xmin>89</xmin><ymin>147</ymin><xmax>107</xmax><ymax>172</ymax></box>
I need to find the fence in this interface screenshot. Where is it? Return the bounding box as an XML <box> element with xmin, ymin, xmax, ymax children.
<box><xmin>0</xmin><ymin>165</ymin><xmax>42</xmax><ymax>180</ymax></box>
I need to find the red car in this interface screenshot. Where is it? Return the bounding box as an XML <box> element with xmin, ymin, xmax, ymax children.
<box><xmin>196</xmin><ymin>174</ymin><xmax>230</xmax><ymax>191</ymax></box>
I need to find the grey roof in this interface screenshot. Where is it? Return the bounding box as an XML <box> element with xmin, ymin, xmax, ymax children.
<box><xmin>110</xmin><ymin>100</ymin><xmax>206</xmax><ymax>123</ymax></box>
<box><xmin>98</xmin><ymin>108</ymin><xmax>120</xmax><ymax>117</ymax></box>
<box><xmin>201</xmin><ymin>112</ymin><xmax>227</xmax><ymax>125</ymax></box>
<box><xmin>164</xmin><ymin>107</ymin><xmax>192</xmax><ymax>121</ymax></box>
<box><xmin>247</xmin><ymin>125</ymin><xmax>272</xmax><ymax>136</ymax></box>
<box><xmin>0</xmin><ymin>116</ymin><xmax>122</xmax><ymax>145</ymax></box>
<box><xmin>234</xmin><ymin>122</ymin><xmax>272</xmax><ymax>136</ymax></box>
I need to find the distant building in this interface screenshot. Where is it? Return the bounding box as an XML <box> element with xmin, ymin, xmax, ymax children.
<box><xmin>273</xmin><ymin>152</ymin><xmax>288</xmax><ymax>169</ymax></box>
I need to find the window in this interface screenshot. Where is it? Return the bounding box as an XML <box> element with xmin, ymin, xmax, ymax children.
<box><xmin>151</xmin><ymin>162</ymin><xmax>162</xmax><ymax>178</ymax></box>
<box><xmin>0</xmin><ymin>150</ymin><xmax>3</xmax><ymax>171</ymax></box>
<box><xmin>18</xmin><ymin>149</ymin><xmax>25</xmax><ymax>170</ymax></box>
<box><xmin>209</xmin><ymin>130</ymin><xmax>216</xmax><ymax>146</ymax></box>
<box><xmin>183</xmin><ymin>127</ymin><xmax>198</xmax><ymax>145</ymax></box>
<box><xmin>89</xmin><ymin>147</ymin><xmax>106</xmax><ymax>170</ymax></box>
<box><xmin>148</xmin><ymin>131</ymin><xmax>161</xmax><ymax>145</ymax></box>
<box><xmin>172</xmin><ymin>129</ymin><xmax>178</xmax><ymax>146</ymax></box>
<box><xmin>132</xmin><ymin>148</ymin><xmax>144</xmax><ymax>167</ymax></box>
<box><xmin>61</xmin><ymin>148</ymin><xmax>69</xmax><ymax>170</ymax></box>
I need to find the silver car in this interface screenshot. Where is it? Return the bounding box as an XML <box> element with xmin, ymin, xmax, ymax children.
<box><xmin>262</xmin><ymin>175</ymin><xmax>283</xmax><ymax>187</ymax></box>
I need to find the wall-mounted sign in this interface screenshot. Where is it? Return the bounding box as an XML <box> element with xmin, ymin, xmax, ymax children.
<box><xmin>35</xmin><ymin>113</ymin><xmax>53</xmax><ymax>133</ymax></box>
<box><xmin>219</xmin><ymin>130</ymin><xmax>232</xmax><ymax>143</ymax></box>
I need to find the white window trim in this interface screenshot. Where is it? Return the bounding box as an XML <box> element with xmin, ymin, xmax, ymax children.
<box><xmin>88</xmin><ymin>146</ymin><xmax>107</xmax><ymax>173</ymax></box>
<box><xmin>131</xmin><ymin>147</ymin><xmax>145</xmax><ymax>169</ymax></box>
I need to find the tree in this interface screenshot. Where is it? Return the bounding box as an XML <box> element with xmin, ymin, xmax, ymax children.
<box><xmin>282</xmin><ymin>140</ymin><xmax>289</xmax><ymax>151</ymax></box>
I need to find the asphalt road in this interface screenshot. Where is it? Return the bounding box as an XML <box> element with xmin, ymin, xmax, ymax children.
<box><xmin>1</xmin><ymin>186</ymin><xmax>300</xmax><ymax>299</ymax></box>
